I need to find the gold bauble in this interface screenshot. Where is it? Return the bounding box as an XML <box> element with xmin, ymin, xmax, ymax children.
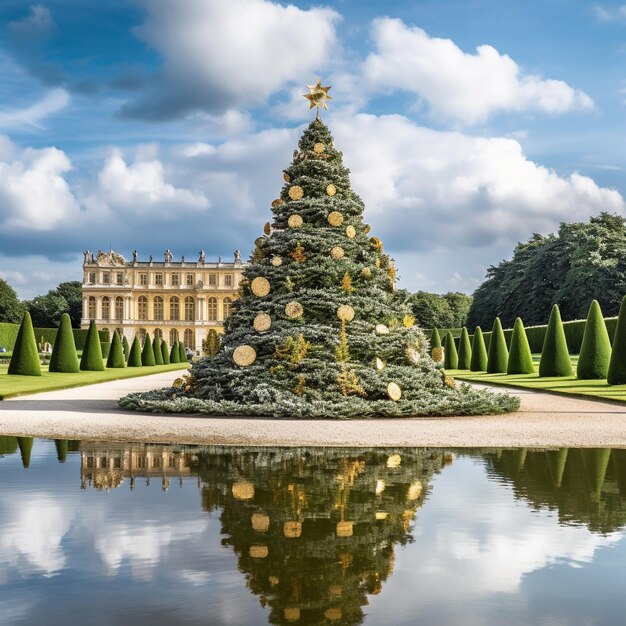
<box><xmin>336</xmin><ymin>521</ymin><xmax>353</xmax><ymax>537</ymax></box>
<box><xmin>285</xmin><ymin>301</ymin><xmax>304</xmax><ymax>319</ymax></box>
<box><xmin>251</xmin><ymin>276</ymin><xmax>270</xmax><ymax>296</ymax></box>
<box><xmin>363</xmin><ymin>224</ymin><xmax>371</xmax><ymax>234</ymax></box>
<box><xmin>346</xmin><ymin>225</ymin><xmax>356</xmax><ymax>239</ymax></box>
<box><xmin>288</xmin><ymin>185</ymin><xmax>304</xmax><ymax>200</ymax></box>
<box><xmin>370</xmin><ymin>236</ymin><xmax>383</xmax><ymax>251</ymax></box>
<box><xmin>253</xmin><ymin>312</ymin><xmax>271</xmax><ymax>332</ymax></box>
<box><xmin>313</xmin><ymin>142</ymin><xmax>325</xmax><ymax>154</ymax></box>
<box><xmin>407</xmin><ymin>480</ymin><xmax>423</xmax><ymax>500</ymax></box>
<box><xmin>337</xmin><ymin>305</ymin><xmax>355</xmax><ymax>322</ymax></box>
<box><xmin>361</xmin><ymin>267</ymin><xmax>372</xmax><ymax>278</ymax></box>
<box><xmin>387</xmin><ymin>382</ymin><xmax>402</xmax><ymax>401</ymax></box>
<box><xmin>330</xmin><ymin>246</ymin><xmax>345</xmax><ymax>259</ymax></box>
<box><xmin>326</xmin><ymin>183</ymin><xmax>337</xmax><ymax>196</ymax></box>
<box><xmin>329</xmin><ymin>585</ymin><xmax>343</xmax><ymax>597</ymax></box>
<box><xmin>251</xmin><ymin>512</ymin><xmax>270</xmax><ymax>532</ymax></box>
<box><xmin>249</xmin><ymin>545</ymin><xmax>268</xmax><ymax>558</ymax></box>
<box><xmin>233</xmin><ymin>481</ymin><xmax>254</xmax><ymax>500</ymax></box>
<box><xmin>283</xmin><ymin>521</ymin><xmax>302</xmax><ymax>538</ymax></box>
<box><xmin>284</xmin><ymin>608</ymin><xmax>300</xmax><ymax>622</ymax></box>
<box><xmin>327</xmin><ymin>211</ymin><xmax>344</xmax><ymax>227</ymax></box>
<box><xmin>375</xmin><ymin>511</ymin><xmax>388</xmax><ymax>520</ymax></box>
<box><xmin>271</xmin><ymin>198</ymin><xmax>284</xmax><ymax>208</ymax></box>
<box><xmin>406</xmin><ymin>346</ymin><xmax>421</xmax><ymax>363</ymax></box>
<box><xmin>375</xmin><ymin>324</ymin><xmax>389</xmax><ymax>335</ymax></box>
<box><xmin>375</xmin><ymin>357</ymin><xmax>385</xmax><ymax>370</ymax></box>
<box><xmin>288</xmin><ymin>214</ymin><xmax>303</xmax><ymax>228</ymax></box>
<box><xmin>263</xmin><ymin>221</ymin><xmax>271</xmax><ymax>235</ymax></box>
<box><xmin>431</xmin><ymin>347</ymin><xmax>444</xmax><ymax>363</ymax></box>
<box><xmin>270</xmin><ymin>256</ymin><xmax>282</xmax><ymax>267</ymax></box>
<box><xmin>324</xmin><ymin>608</ymin><xmax>342</xmax><ymax>621</ymax></box>
<box><xmin>444</xmin><ymin>376</ymin><xmax>456</xmax><ymax>389</ymax></box>
<box><xmin>269</xmin><ymin>576</ymin><xmax>280</xmax><ymax>586</ymax></box>
<box><xmin>233</xmin><ymin>345</ymin><xmax>257</xmax><ymax>367</ymax></box>
<box><xmin>283</xmin><ymin>172</ymin><xmax>290</xmax><ymax>182</ymax></box>
<box><xmin>403</xmin><ymin>314</ymin><xmax>415</xmax><ymax>328</ymax></box>
<box><xmin>387</xmin><ymin>454</ymin><xmax>401</xmax><ymax>468</ymax></box>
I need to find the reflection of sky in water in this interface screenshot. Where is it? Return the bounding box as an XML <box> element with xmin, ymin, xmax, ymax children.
<box><xmin>0</xmin><ymin>440</ymin><xmax>624</xmax><ymax>626</ymax></box>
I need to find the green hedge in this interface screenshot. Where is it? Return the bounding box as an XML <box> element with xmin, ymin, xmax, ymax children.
<box><xmin>0</xmin><ymin>322</ymin><xmax>108</xmax><ymax>352</ymax></box>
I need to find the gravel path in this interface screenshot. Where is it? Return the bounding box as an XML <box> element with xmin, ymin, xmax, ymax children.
<box><xmin>0</xmin><ymin>371</ymin><xmax>625</xmax><ymax>447</ymax></box>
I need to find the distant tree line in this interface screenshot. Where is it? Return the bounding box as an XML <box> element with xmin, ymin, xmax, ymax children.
<box><xmin>395</xmin><ymin>289</ymin><xmax>473</xmax><ymax>330</ymax></box>
<box><xmin>468</xmin><ymin>213</ymin><xmax>626</xmax><ymax>328</ymax></box>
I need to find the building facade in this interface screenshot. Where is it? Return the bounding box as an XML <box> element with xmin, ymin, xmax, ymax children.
<box><xmin>81</xmin><ymin>249</ymin><xmax>247</xmax><ymax>352</ymax></box>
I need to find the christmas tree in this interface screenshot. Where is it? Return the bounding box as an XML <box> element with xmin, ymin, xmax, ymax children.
<box><xmin>121</xmin><ymin>83</ymin><xmax>518</xmax><ymax>418</ymax></box>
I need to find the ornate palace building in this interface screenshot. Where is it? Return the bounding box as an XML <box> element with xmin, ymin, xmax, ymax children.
<box><xmin>81</xmin><ymin>249</ymin><xmax>247</xmax><ymax>352</ymax></box>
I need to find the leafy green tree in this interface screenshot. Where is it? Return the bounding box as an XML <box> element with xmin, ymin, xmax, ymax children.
<box><xmin>141</xmin><ymin>333</ymin><xmax>156</xmax><ymax>366</ymax></box>
<box><xmin>161</xmin><ymin>340</ymin><xmax>170</xmax><ymax>364</ymax></box>
<box><xmin>507</xmin><ymin>318</ymin><xmax>534</xmax><ymax>374</ymax></box>
<box><xmin>577</xmin><ymin>300</ymin><xmax>611</xmax><ymax>380</ymax></box>
<box><xmin>153</xmin><ymin>335</ymin><xmax>164</xmax><ymax>365</ymax></box>
<box><xmin>49</xmin><ymin>312</ymin><xmax>79</xmax><ymax>373</ymax></box>
<box><xmin>169</xmin><ymin>340</ymin><xmax>180</xmax><ymax>364</ymax></box>
<box><xmin>457</xmin><ymin>327</ymin><xmax>472</xmax><ymax>370</ymax></box>
<box><xmin>444</xmin><ymin>331</ymin><xmax>458</xmax><ymax>369</ymax></box>
<box><xmin>443</xmin><ymin>292</ymin><xmax>473</xmax><ymax>327</ymax></box>
<box><xmin>470</xmin><ymin>327</ymin><xmax>488</xmax><ymax>371</ymax></box>
<box><xmin>107</xmin><ymin>330</ymin><xmax>126</xmax><ymax>368</ymax></box>
<box><xmin>26</xmin><ymin>292</ymin><xmax>68</xmax><ymax>328</ymax></box>
<box><xmin>539</xmin><ymin>305</ymin><xmax>572</xmax><ymax>377</ymax></box>
<box><xmin>8</xmin><ymin>312</ymin><xmax>41</xmax><ymax>376</ymax></box>
<box><xmin>127</xmin><ymin>336</ymin><xmax>143</xmax><ymax>367</ymax></box>
<box><xmin>80</xmin><ymin>320</ymin><xmax>104</xmax><ymax>371</ymax></box>
<box><xmin>54</xmin><ymin>281</ymin><xmax>83</xmax><ymax>327</ymax></box>
<box><xmin>0</xmin><ymin>278</ymin><xmax>24</xmax><ymax>323</ymax></box>
<box><xmin>608</xmin><ymin>295</ymin><xmax>626</xmax><ymax>385</ymax></box>
<box><xmin>487</xmin><ymin>317</ymin><xmax>508</xmax><ymax>374</ymax></box>
<box><xmin>408</xmin><ymin>291</ymin><xmax>472</xmax><ymax>329</ymax></box>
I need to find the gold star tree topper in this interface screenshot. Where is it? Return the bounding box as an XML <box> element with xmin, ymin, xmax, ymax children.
<box><xmin>304</xmin><ymin>80</ymin><xmax>332</xmax><ymax>117</ymax></box>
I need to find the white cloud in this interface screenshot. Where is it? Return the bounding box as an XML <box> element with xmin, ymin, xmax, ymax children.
<box><xmin>0</xmin><ymin>88</ymin><xmax>69</xmax><ymax>130</ymax></box>
<box><xmin>594</xmin><ymin>4</ymin><xmax>626</xmax><ymax>21</ymax></box>
<box><xmin>363</xmin><ymin>18</ymin><xmax>594</xmax><ymax>124</ymax></box>
<box><xmin>8</xmin><ymin>5</ymin><xmax>55</xmax><ymax>38</ymax></box>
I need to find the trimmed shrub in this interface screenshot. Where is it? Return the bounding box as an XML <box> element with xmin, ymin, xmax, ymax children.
<box><xmin>539</xmin><ymin>305</ymin><xmax>572</xmax><ymax>377</ymax></box>
<box><xmin>49</xmin><ymin>313</ymin><xmax>79</xmax><ymax>373</ymax></box>
<box><xmin>178</xmin><ymin>341</ymin><xmax>187</xmax><ymax>363</ymax></box>
<box><xmin>444</xmin><ymin>331</ymin><xmax>458</xmax><ymax>369</ymax></box>
<box><xmin>582</xmin><ymin>448</ymin><xmax>611</xmax><ymax>497</ymax></box>
<box><xmin>457</xmin><ymin>327</ymin><xmax>472</xmax><ymax>370</ymax></box>
<box><xmin>507</xmin><ymin>318</ymin><xmax>534</xmax><ymax>375</ymax></box>
<box><xmin>161</xmin><ymin>340</ymin><xmax>170</xmax><ymax>365</ymax></box>
<box><xmin>80</xmin><ymin>320</ymin><xmax>104</xmax><ymax>371</ymax></box>
<box><xmin>8</xmin><ymin>312</ymin><xmax>41</xmax><ymax>376</ymax></box>
<box><xmin>546</xmin><ymin>448</ymin><xmax>568</xmax><ymax>488</ymax></box>
<box><xmin>17</xmin><ymin>437</ymin><xmax>33</xmax><ymax>468</ymax></box>
<box><xmin>608</xmin><ymin>295</ymin><xmax>626</xmax><ymax>385</ymax></box>
<box><xmin>470</xmin><ymin>326</ymin><xmax>488</xmax><ymax>371</ymax></box>
<box><xmin>487</xmin><ymin>318</ymin><xmax>508</xmax><ymax>373</ymax></box>
<box><xmin>100</xmin><ymin>342</ymin><xmax>110</xmax><ymax>359</ymax></box>
<box><xmin>122</xmin><ymin>336</ymin><xmax>130</xmax><ymax>362</ymax></box>
<box><xmin>430</xmin><ymin>328</ymin><xmax>442</xmax><ymax>348</ymax></box>
<box><xmin>153</xmin><ymin>335</ymin><xmax>164</xmax><ymax>365</ymax></box>
<box><xmin>55</xmin><ymin>439</ymin><xmax>68</xmax><ymax>463</ymax></box>
<box><xmin>169</xmin><ymin>341</ymin><xmax>180</xmax><ymax>364</ymax></box>
<box><xmin>127</xmin><ymin>336</ymin><xmax>143</xmax><ymax>367</ymax></box>
<box><xmin>577</xmin><ymin>300</ymin><xmax>611</xmax><ymax>380</ymax></box>
<box><xmin>107</xmin><ymin>330</ymin><xmax>126</xmax><ymax>368</ymax></box>
<box><xmin>141</xmin><ymin>333</ymin><xmax>156</xmax><ymax>366</ymax></box>
<box><xmin>0</xmin><ymin>436</ymin><xmax>17</xmax><ymax>454</ymax></box>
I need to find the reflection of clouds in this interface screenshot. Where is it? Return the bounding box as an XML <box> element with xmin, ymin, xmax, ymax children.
<box><xmin>0</xmin><ymin>494</ymin><xmax>73</xmax><ymax>577</ymax></box>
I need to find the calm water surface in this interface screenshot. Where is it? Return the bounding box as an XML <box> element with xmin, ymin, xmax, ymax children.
<box><xmin>0</xmin><ymin>438</ymin><xmax>624</xmax><ymax>625</ymax></box>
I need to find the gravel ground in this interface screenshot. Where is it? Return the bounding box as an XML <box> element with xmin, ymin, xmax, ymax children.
<box><xmin>0</xmin><ymin>370</ymin><xmax>625</xmax><ymax>447</ymax></box>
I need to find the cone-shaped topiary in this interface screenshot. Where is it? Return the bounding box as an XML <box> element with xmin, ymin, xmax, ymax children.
<box><xmin>539</xmin><ymin>304</ymin><xmax>572</xmax><ymax>377</ymax></box>
<box><xmin>122</xmin><ymin>335</ymin><xmax>130</xmax><ymax>362</ymax></box>
<box><xmin>161</xmin><ymin>340</ymin><xmax>170</xmax><ymax>364</ymax></box>
<box><xmin>80</xmin><ymin>320</ymin><xmax>104</xmax><ymax>371</ymax></box>
<box><xmin>153</xmin><ymin>335</ymin><xmax>164</xmax><ymax>365</ymax></box>
<box><xmin>8</xmin><ymin>311</ymin><xmax>41</xmax><ymax>376</ymax></box>
<box><xmin>106</xmin><ymin>330</ymin><xmax>126</xmax><ymax>368</ymax></box>
<box><xmin>608</xmin><ymin>295</ymin><xmax>626</xmax><ymax>385</ymax></box>
<box><xmin>578</xmin><ymin>300</ymin><xmax>611</xmax><ymax>380</ymax></box>
<box><xmin>470</xmin><ymin>327</ymin><xmax>488</xmax><ymax>371</ymax></box>
<box><xmin>582</xmin><ymin>448</ymin><xmax>611</xmax><ymax>499</ymax></box>
<box><xmin>430</xmin><ymin>328</ymin><xmax>441</xmax><ymax>348</ymax></box>
<box><xmin>49</xmin><ymin>312</ymin><xmax>79</xmax><ymax>373</ymax></box>
<box><xmin>17</xmin><ymin>437</ymin><xmax>33</xmax><ymax>468</ymax></box>
<box><xmin>55</xmin><ymin>439</ymin><xmax>68</xmax><ymax>463</ymax></box>
<box><xmin>487</xmin><ymin>318</ymin><xmax>508</xmax><ymax>374</ymax></box>
<box><xmin>443</xmin><ymin>331</ymin><xmax>458</xmax><ymax>369</ymax></box>
<box><xmin>507</xmin><ymin>318</ymin><xmax>534</xmax><ymax>374</ymax></box>
<box><xmin>546</xmin><ymin>448</ymin><xmax>568</xmax><ymax>488</ymax></box>
<box><xmin>178</xmin><ymin>341</ymin><xmax>187</xmax><ymax>363</ymax></box>
<box><xmin>127</xmin><ymin>336</ymin><xmax>143</xmax><ymax>367</ymax></box>
<box><xmin>141</xmin><ymin>333</ymin><xmax>156</xmax><ymax>366</ymax></box>
<box><xmin>120</xmin><ymin>118</ymin><xmax>518</xmax><ymax>417</ymax></box>
<box><xmin>169</xmin><ymin>340</ymin><xmax>180</xmax><ymax>364</ymax></box>
<box><xmin>457</xmin><ymin>327</ymin><xmax>472</xmax><ymax>370</ymax></box>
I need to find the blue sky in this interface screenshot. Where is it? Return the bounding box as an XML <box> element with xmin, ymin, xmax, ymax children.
<box><xmin>1</xmin><ymin>0</ymin><xmax>626</xmax><ymax>298</ymax></box>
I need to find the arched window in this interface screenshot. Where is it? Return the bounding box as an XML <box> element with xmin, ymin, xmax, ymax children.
<box><xmin>101</xmin><ymin>296</ymin><xmax>110</xmax><ymax>320</ymax></box>
<box><xmin>169</xmin><ymin>296</ymin><xmax>180</xmax><ymax>321</ymax></box>
<box><xmin>154</xmin><ymin>296</ymin><xmax>164</xmax><ymax>321</ymax></box>
<box><xmin>138</xmin><ymin>328</ymin><xmax>147</xmax><ymax>344</ymax></box>
<box><xmin>169</xmin><ymin>329</ymin><xmax>179</xmax><ymax>346</ymax></box>
<box><xmin>115</xmin><ymin>296</ymin><xmax>124</xmax><ymax>320</ymax></box>
<box><xmin>138</xmin><ymin>296</ymin><xmax>148</xmax><ymax>321</ymax></box>
<box><xmin>223</xmin><ymin>297</ymin><xmax>233</xmax><ymax>319</ymax></box>
<box><xmin>88</xmin><ymin>296</ymin><xmax>96</xmax><ymax>319</ymax></box>
<box><xmin>184</xmin><ymin>297</ymin><xmax>195</xmax><ymax>321</ymax></box>
<box><xmin>154</xmin><ymin>328</ymin><xmax>163</xmax><ymax>339</ymax></box>
<box><xmin>207</xmin><ymin>297</ymin><xmax>217</xmax><ymax>321</ymax></box>
<box><xmin>184</xmin><ymin>328</ymin><xmax>195</xmax><ymax>350</ymax></box>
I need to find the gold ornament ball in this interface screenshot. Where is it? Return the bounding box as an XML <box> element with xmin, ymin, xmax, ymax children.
<box><xmin>387</xmin><ymin>454</ymin><xmax>402</xmax><ymax>468</ymax></box>
<box><xmin>387</xmin><ymin>382</ymin><xmax>402</xmax><ymax>401</ymax></box>
<box><xmin>283</xmin><ymin>521</ymin><xmax>302</xmax><ymax>538</ymax></box>
<box><xmin>330</xmin><ymin>246</ymin><xmax>345</xmax><ymax>259</ymax></box>
<box><xmin>407</xmin><ymin>481</ymin><xmax>423</xmax><ymax>500</ymax></box>
<box><xmin>251</xmin><ymin>512</ymin><xmax>270</xmax><ymax>532</ymax></box>
<box><xmin>346</xmin><ymin>225</ymin><xmax>356</xmax><ymax>239</ymax></box>
<box><xmin>370</xmin><ymin>236</ymin><xmax>383</xmax><ymax>251</ymax></box>
<box><xmin>249</xmin><ymin>545</ymin><xmax>268</xmax><ymax>559</ymax></box>
<box><xmin>361</xmin><ymin>267</ymin><xmax>372</xmax><ymax>278</ymax></box>
<box><xmin>233</xmin><ymin>481</ymin><xmax>255</xmax><ymax>500</ymax></box>
<box><xmin>313</xmin><ymin>142</ymin><xmax>325</xmax><ymax>154</ymax></box>
<box><xmin>288</xmin><ymin>185</ymin><xmax>304</xmax><ymax>200</ymax></box>
<box><xmin>375</xmin><ymin>324</ymin><xmax>389</xmax><ymax>335</ymax></box>
<box><xmin>287</xmin><ymin>214</ymin><xmax>303</xmax><ymax>228</ymax></box>
<box><xmin>406</xmin><ymin>346</ymin><xmax>421</xmax><ymax>364</ymax></box>
<box><xmin>270</xmin><ymin>256</ymin><xmax>282</xmax><ymax>267</ymax></box>
<box><xmin>271</xmin><ymin>198</ymin><xmax>284</xmax><ymax>208</ymax></box>
<box><xmin>251</xmin><ymin>276</ymin><xmax>271</xmax><ymax>297</ymax></box>
<box><xmin>375</xmin><ymin>258</ymin><xmax>381</xmax><ymax>268</ymax></box>
<box><xmin>284</xmin><ymin>608</ymin><xmax>300</xmax><ymax>622</ymax></box>
<box><xmin>233</xmin><ymin>345</ymin><xmax>257</xmax><ymax>367</ymax></box>
<box><xmin>263</xmin><ymin>221</ymin><xmax>271</xmax><ymax>235</ymax></box>
<box><xmin>285</xmin><ymin>301</ymin><xmax>304</xmax><ymax>319</ymax></box>
<box><xmin>283</xmin><ymin>172</ymin><xmax>290</xmax><ymax>182</ymax></box>
<box><xmin>327</xmin><ymin>211</ymin><xmax>344</xmax><ymax>227</ymax></box>
<box><xmin>337</xmin><ymin>305</ymin><xmax>355</xmax><ymax>322</ymax></box>
<box><xmin>326</xmin><ymin>183</ymin><xmax>337</xmax><ymax>196</ymax></box>
<box><xmin>431</xmin><ymin>347</ymin><xmax>444</xmax><ymax>363</ymax></box>
<box><xmin>324</xmin><ymin>608</ymin><xmax>342</xmax><ymax>621</ymax></box>
<box><xmin>336</xmin><ymin>521</ymin><xmax>353</xmax><ymax>537</ymax></box>
<box><xmin>253</xmin><ymin>312</ymin><xmax>271</xmax><ymax>332</ymax></box>
<box><xmin>363</xmin><ymin>224</ymin><xmax>371</xmax><ymax>234</ymax></box>
<box><xmin>375</xmin><ymin>357</ymin><xmax>385</xmax><ymax>370</ymax></box>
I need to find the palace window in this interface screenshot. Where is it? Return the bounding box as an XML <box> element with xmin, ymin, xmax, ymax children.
<box><xmin>186</xmin><ymin>273</ymin><xmax>195</xmax><ymax>286</ymax></box>
<box><xmin>169</xmin><ymin>329</ymin><xmax>179</xmax><ymax>346</ymax></box>
<box><xmin>113</xmin><ymin>457</ymin><xmax>121</xmax><ymax>469</ymax></box>
<box><xmin>154</xmin><ymin>328</ymin><xmax>163</xmax><ymax>340</ymax></box>
<box><xmin>139</xmin><ymin>273</ymin><xmax>148</xmax><ymax>286</ymax></box>
<box><xmin>154</xmin><ymin>296</ymin><xmax>164</xmax><ymax>320</ymax></box>
<box><xmin>171</xmin><ymin>273</ymin><xmax>180</xmax><ymax>286</ymax></box>
<box><xmin>153</xmin><ymin>458</ymin><xmax>161</xmax><ymax>469</ymax></box>
<box><xmin>138</xmin><ymin>328</ymin><xmax>147</xmax><ymax>344</ymax></box>
<box><xmin>184</xmin><ymin>328</ymin><xmax>195</xmax><ymax>350</ymax></box>
<box><xmin>155</xmin><ymin>273</ymin><xmax>163</xmax><ymax>286</ymax></box>
<box><xmin>88</xmin><ymin>296</ymin><xmax>96</xmax><ymax>318</ymax></box>
<box><xmin>223</xmin><ymin>297</ymin><xmax>233</xmax><ymax>319</ymax></box>
<box><xmin>184</xmin><ymin>297</ymin><xmax>195</xmax><ymax>321</ymax></box>
<box><xmin>116</xmin><ymin>272</ymin><xmax>124</xmax><ymax>285</ymax></box>
<box><xmin>224</xmin><ymin>274</ymin><xmax>233</xmax><ymax>287</ymax></box>
<box><xmin>208</xmin><ymin>273</ymin><xmax>217</xmax><ymax>287</ymax></box>
<box><xmin>102</xmin><ymin>273</ymin><xmax>110</xmax><ymax>285</ymax></box>
<box><xmin>88</xmin><ymin>272</ymin><xmax>96</xmax><ymax>284</ymax></box>
<box><xmin>169</xmin><ymin>296</ymin><xmax>180</xmax><ymax>321</ymax></box>
<box><xmin>207</xmin><ymin>297</ymin><xmax>217</xmax><ymax>321</ymax></box>
<box><xmin>138</xmin><ymin>296</ymin><xmax>148</xmax><ymax>320</ymax></box>
<box><xmin>101</xmin><ymin>296</ymin><xmax>110</xmax><ymax>320</ymax></box>
<box><xmin>115</xmin><ymin>296</ymin><xmax>124</xmax><ymax>319</ymax></box>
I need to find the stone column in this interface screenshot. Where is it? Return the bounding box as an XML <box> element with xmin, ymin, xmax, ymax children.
<box><xmin>82</xmin><ymin>297</ymin><xmax>88</xmax><ymax>320</ymax></box>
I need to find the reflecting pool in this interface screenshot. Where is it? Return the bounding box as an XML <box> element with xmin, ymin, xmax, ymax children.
<box><xmin>0</xmin><ymin>438</ymin><xmax>624</xmax><ymax>625</ymax></box>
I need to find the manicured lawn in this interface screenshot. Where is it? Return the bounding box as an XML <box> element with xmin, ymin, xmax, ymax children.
<box><xmin>449</xmin><ymin>355</ymin><xmax>626</xmax><ymax>403</ymax></box>
<box><xmin>0</xmin><ymin>362</ymin><xmax>189</xmax><ymax>400</ymax></box>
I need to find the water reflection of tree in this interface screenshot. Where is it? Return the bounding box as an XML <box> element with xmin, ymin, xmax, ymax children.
<box><xmin>191</xmin><ymin>448</ymin><xmax>451</xmax><ymax>625</ymax></box>
<box><xmin>477</xmin><ymin>448</ymin><xmax>626</xmax><ymax>534</ymax></box>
